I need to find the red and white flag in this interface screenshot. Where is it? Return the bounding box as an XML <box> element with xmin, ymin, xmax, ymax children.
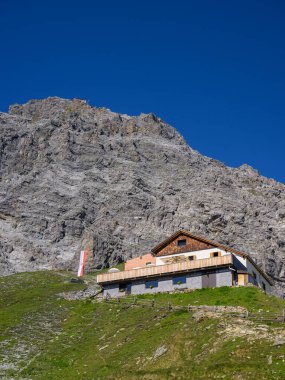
<box><xmin>77</xmin><ymin>250</ymin><xmax>87</xmax><ymax>277</ymax></box>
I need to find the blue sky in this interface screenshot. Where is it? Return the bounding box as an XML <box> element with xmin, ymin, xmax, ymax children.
<box><xmin>1</xmin><ymin>1</ymin><xmax>285</xmax><ymax>183</ymax></box>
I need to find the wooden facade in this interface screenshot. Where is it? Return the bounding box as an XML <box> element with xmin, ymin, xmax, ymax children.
<box><xmin>97</xmin><ymin>254</ymin><xmax>233</xmax><ymax>284</ymax></box>
<box><xmin>154</xmin><ymin>233</ymin><xmax>214</xmax><ymax>257</ymax></box>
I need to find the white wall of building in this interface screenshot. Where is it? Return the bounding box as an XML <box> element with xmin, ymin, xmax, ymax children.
<box><xmin>155</xmin><ymin>248</ymin><xmax>229</xmax><ymax>265</ymax></box>
<box><xmin>232</xmin><ymin>253</ymin><xmax>247</xmax><ymax>268</ymax></box>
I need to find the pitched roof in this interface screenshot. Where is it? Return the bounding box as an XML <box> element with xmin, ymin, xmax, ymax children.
<box><xmin>151</xmin><ymin>230</ymin><xmax>273</xmax><ymax>285</ymax></box>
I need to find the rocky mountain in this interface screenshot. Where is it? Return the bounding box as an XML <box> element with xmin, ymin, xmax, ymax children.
<box><xmin>1</xmin><ymin>97</ymin><xmax>285</xmax><ymax>294</ymax></box>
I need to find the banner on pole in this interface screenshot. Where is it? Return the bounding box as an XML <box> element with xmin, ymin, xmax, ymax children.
<box><xmin>77</xmin><ymin>250</ymin><xmax>87</xmax><ymax>277</ymax></box>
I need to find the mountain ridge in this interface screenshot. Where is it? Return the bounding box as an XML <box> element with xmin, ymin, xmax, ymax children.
<box><xmin>1</xmin><ymin>97</ymin><xmax>285</xmax><ymax>295</ymax></box>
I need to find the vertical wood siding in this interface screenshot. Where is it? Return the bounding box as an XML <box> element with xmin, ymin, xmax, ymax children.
<box><xmin>97</xmin><ymin>255</ymin><xmax>233</xmax><ymax>284</ymax></box>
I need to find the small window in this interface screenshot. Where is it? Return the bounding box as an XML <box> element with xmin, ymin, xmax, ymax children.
<box><xmin>119</xmin><ymin>283</ymin><xmax>126</xmax><ymax>292</ymax></box>
<box><xmin>252</xmin><ymin>272</ymin><xmax>257</xmax><ymax>279</ymax></box>
<box><xmin>177</xmin><ymin>239</ymin><xmax>186</xmax><ymax>247</ymax></box>
<box><xmin>188</xmin><ymin>255</ymin><xmax>196</xmax><ymax>261</ymax></box>
<box><xmin>211</xmin><ymin>251</ymin><xmax>220</xmax><ymax>258</ymax></box>
<box><xmin>173</xmin><ymin>276</ymin><xmax>186</xmax><ymax>285</ymax></box>
<box><xmin>262</xmin><ymin>282</ymin><xmax>266</xmax><ymax>291</ymax></box>
<box><xmin>146</xmin><ymin>262</ymin><xmax>152</xmax><ymax>266</ymax></box>
<box><xmin>145</xmin><ymin>280</ymin><xmax>158</xmax><ymax>289</ymax></box>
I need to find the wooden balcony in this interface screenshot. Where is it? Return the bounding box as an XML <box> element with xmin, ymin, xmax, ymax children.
<box><xmin>97</xmin><ymin>254</ymin><xmax>233</xmax><ymax>284</ymax></box>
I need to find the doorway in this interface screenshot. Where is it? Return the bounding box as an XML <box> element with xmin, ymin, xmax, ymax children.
<box><xmin>119</xmin><ymin>282</ymin><xmax>132</xmax><ymax>295</ymax></box>
<box><xmin>202</xmin><ymin>272</ymin><xmax>216</xmax><ymax>288</ymax></box>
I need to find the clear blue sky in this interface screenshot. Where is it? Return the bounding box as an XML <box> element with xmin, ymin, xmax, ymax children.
<box><xmin>1</xmin><ymin>1</ymin><xmax>285</xmax><ymax>183</ymax></box>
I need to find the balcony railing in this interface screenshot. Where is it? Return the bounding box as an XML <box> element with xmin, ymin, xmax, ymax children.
<box><xmin>97</xmin><ymin>254</ymin><xmax>233</xmax><ymax>284</ymax></box>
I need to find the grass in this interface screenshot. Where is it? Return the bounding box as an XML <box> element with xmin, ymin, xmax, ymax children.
<box><xmin>1</xmin><ymin>271</ymin><xmax>285</xmax><ymax>379</ymax></box>
<box><xmin>136</xmin><ymin>285</ymin><xmax>285</xmax><ymax>312</ymax></box>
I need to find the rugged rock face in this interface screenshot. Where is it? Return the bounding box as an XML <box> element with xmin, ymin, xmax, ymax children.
<box><xmin>0</xmin><ymin>97</ymin><xmax>285</xmax><ymax>294</ymax></box>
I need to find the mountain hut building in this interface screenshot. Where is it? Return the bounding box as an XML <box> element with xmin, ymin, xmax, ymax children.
<box><xmin>96</xmin><ymin>230</ymin><xmax>273</xmax><ymax>297</ymax></box>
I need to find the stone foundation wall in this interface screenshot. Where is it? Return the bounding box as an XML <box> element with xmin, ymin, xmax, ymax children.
<box><xmin>102</xmin><ymin>268</ymin><xmax>233</xmax><ymax>298</ymax></box>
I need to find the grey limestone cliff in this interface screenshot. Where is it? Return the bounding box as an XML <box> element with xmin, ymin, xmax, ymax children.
<box><xmin>1</xmin><ymin>97</ymin><xmax>285</xmax><ymax>294</ymax></box>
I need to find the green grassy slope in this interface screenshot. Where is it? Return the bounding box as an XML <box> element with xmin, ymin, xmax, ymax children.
<box><xmin>1</xmin><ymin>271</ymin><xmax>285</xmax><ymax>380</ymax></box>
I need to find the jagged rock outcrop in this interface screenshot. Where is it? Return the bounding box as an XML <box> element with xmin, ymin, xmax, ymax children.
<box><xmin>1</xmin><ymin>97</ymin><xmax>285</xmax><ymax>294</ymax></box>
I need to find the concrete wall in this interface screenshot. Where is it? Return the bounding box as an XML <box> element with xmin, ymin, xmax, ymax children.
<box><xmin>246</xmin><ymin>259</ymin><xmax>272</xmax><ymax>294</ymax></box>
<box><xmin>102</xmin><ymin>268</ymin><xmax>233</xmax><ymax>298</ymax></box>
<box><xmin>215</xmin><ymin>269</ymin><xmax>233</xmax><ymax>287</ymax></box>
<box><xmin>103</xmin><ymin>283</ymin><xmax>124</xmax><ymax>298</ymax></box>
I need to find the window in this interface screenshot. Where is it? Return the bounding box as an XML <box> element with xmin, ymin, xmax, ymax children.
<box><xmin>251</xmin><ymin>272</ymin><xmax>257</xmax><ymax>285</ymax></box>
<box><xmin>211</xmin><ymin>251</ymin><xmax>221</xmax><ymax>258</ymax></box>
<box><xmin>145</xmin><ymin>280</ymin><xmax>158</xmax><ymax>289</ymax></box>
<box><xmin>177</xmin><ymin>239</ymin><xmax>186</xmax><ymax>247</ymax></box>
<box><xmin>173</xmin><ymin>276</ymin><xmax>186</xmax><ymax>285</ymax></box>
<box><xmin>119</xmin><ymin>283</ymin><xmax>126</xmax><ymax>292</ymax></box>
<box><xmin>262</xmin><ymin>282</ymin><xmax>266</xmax><ymax>291</ymax></box>
<box><xmin>146</xmin><ymin>262</ymin><xmax>152</xmax><ymax>266</ymax></box>
<box><xmin>188</xmin><ymin>255</ymin><xmax>196</xmax><ymax>261</ymax></box>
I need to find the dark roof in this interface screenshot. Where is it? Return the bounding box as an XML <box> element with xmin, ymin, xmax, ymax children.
<box><xmin>151</xmin><ymin>230</ymin><xmax>273</xmax><ymax>285</ymax></box>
